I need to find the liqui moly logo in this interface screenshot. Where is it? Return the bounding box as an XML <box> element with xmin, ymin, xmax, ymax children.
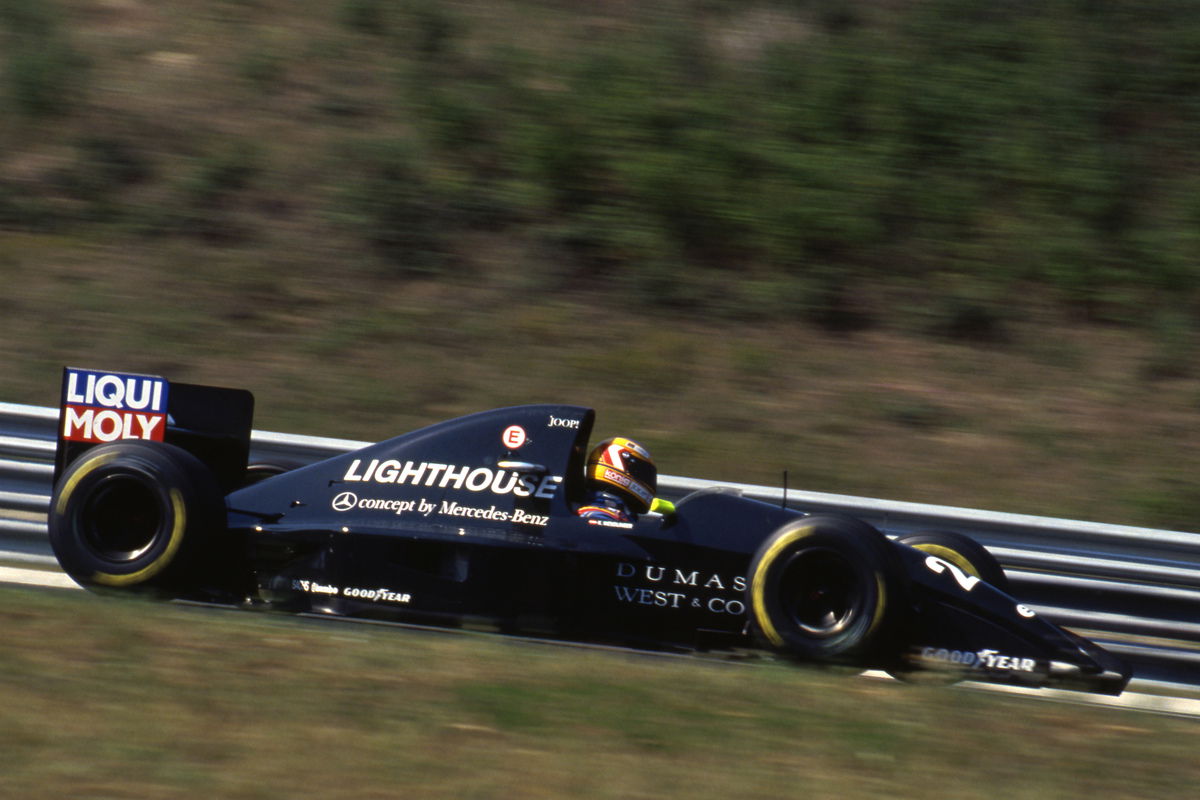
<box><xmin>61</xmin><ymin>368</ymin><xmax>169</xmax><ymax>444</ymax></box>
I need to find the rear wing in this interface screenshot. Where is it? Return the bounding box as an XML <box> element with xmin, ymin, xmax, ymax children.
<box><xmin>55</xmin><ymin>367</ymin><xmax>255</xmax><ymax>493</ymax></box>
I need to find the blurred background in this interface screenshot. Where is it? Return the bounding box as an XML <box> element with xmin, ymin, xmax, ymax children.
<box><xmin>2</xmin><ymin>0</ymin><xmax>1198</xmax><ymax>529</ymax></box>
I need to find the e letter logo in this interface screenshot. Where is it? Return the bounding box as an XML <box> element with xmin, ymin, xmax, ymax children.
<box><xmin>502</xmin><ymin>425</ymin><xmax>527</xmax><ymax>449</ymax></box>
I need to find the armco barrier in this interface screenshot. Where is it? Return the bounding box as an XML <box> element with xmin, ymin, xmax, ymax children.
<box><xmin>3</xmin><ymin>401</ymin><xmax>1198</xmax><ymax>683</ymax></box>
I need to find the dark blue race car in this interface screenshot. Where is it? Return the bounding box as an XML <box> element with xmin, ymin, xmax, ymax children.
<box><xmin>48</xmin><ymin>368</ymin><xmax>1131</xmax><ymax>695</ymax></box>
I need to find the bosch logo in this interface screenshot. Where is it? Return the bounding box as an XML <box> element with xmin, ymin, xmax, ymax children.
<box><xmin>332</xmin><ymin>492</ymin><xmax>358</xmax><ymax>512</ymax></box>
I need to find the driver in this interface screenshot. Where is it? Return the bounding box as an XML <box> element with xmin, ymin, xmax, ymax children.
<box><xmin>577</xmin><ymin>436</ymin><xmax>674</xmax><ymax>522</ymax></box>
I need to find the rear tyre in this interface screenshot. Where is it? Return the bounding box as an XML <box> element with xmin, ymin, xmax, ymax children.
<box><xmin>48</xmin><ymin>441</ymin><xmax>224</xmax><ymax>595</ymax></box>
<box><xmin>747</xmin><ymin>515</ymin><xmax>906</xmax><ymax>665</ymax></box>
<box><xmin>896</xmin><ymin>530</ymin><xmax>1009</xmax><ymax>592</ymax></box>
<box><xmin>241</xmin><ymin>458</ymin><xmax>304</xmax><ymax>487</ymax></box>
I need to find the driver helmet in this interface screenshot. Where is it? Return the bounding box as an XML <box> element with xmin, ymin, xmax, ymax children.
<box><xmin>585</xmin><ymin>436</ymin><xmax>657</xmax><ymax>514</ymax></box>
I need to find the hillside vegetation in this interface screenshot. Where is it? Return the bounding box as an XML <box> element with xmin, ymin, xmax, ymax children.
<box><xmin>5</xmin><ymin>0</ymin><xmax>1199</xmax><ymax>321</ymax></box>
<box><xmin>2</xmin><ymin>0</ymin><xmax>1199</xmax><ymax>529</ymax></box>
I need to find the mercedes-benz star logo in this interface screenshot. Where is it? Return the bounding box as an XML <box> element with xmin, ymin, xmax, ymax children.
<box><xmin>331</xmin><ymin>491</ymin><xmax>358</xmax><ymax>512</ymax></box>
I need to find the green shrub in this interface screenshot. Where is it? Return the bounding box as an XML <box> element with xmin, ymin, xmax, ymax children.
<box><xmin>237</xmin><ymin>46</ymin><xmax>288</xmax><ymax>92</ymax></box>
<box><xmin>0</xmin><ymin>0</ymin><xmax>56</xmax><ymax>37</ymax></box>
<box><xmin>1141</xmin><ymin>310</ymin><xmax>1196</xmax><ymax>381</ymax></box>
<box><xmin>337</xmin><ymin>0</ymin><xmax>388</xmax><ymax>35</ymax></box>
<box><xmin>406</xmin><ymin>0</ymin><xmax>463</xmax><ymax>61</ymax></box>
<box><xmin>335</xmin><ymin>140</ymin><xmax>456</xmax><ymax>275</ymax></box>
<box><xmin>135</xmin><ymin>142</ymin><xmax>263</xmax><ymax>239</ymax></box>
<box><xmin>184</xmin><ymin>143</ymin><xmax>261</xmax><ymax>206</ymax></box>
<box><xmin>0</xmin><ymin>180</ymin><xmax>54</xmax><ymax>230</ymax></box>
<box><xmin>1</xmin><ymin>0</ymin><xmax>87</xmax><ymax>117</ymax></box>
<box><xmin>4</xmin><ymin>36</ymin><xmax>87</xmax><ymax>117</ymax></box>
<box><xmin>910</xmin><ymin>277</ymin><xmax>1012</xmax><ymax>343</ymax></box>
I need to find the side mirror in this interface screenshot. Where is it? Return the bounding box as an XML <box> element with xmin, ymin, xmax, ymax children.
<box><xmin>497</xmin><ymin>460</ymin><xmax>546</xmax><ymax>473</ymax></box>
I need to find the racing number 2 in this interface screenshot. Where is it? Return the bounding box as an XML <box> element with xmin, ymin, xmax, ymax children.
<box><xmin>924</xmin><ymin>556</ymin><xmax>981</xmax><ymax>592</ymax></box>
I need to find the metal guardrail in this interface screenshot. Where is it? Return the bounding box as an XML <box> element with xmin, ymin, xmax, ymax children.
<box><xmin>3</xmin><ymin>400</ymin><xmax>1198</xmax><ymax>683</ymax></box>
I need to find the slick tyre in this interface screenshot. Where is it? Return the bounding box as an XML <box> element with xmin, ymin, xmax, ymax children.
<box><xmin>241</xmin><ymin>458</ymin><xmax>304</xmax><ymax>487</ymax></box>
<box><xmin>896</xmin><ymin>530</ymin><xmax>1009</xmax><ymax>593</ymax></box>
<box><xmin>747</xmin><ymin>515</ymin><xmax>906</xmax><ymax>665</ymax></box>
<box><xmin>48</xmin><ymin>441</ymin><xmax>223</xmax><ymax>594</ymax></box>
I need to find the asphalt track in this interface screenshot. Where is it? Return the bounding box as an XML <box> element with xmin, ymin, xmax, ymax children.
<box><xmin>3</xmin><ymin>564</ymin><xmax>1198</xmax><ymax>720</ymax></box>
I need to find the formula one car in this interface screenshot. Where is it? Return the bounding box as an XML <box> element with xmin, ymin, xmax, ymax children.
<box><xmin>48</xmin><ymin>367</ymin><xmax>1131</xmax><ymax>695</ymax></box>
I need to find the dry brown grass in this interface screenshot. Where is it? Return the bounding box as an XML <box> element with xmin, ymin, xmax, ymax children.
<box><xmin>1</xmin><ymin>585</ymin><xmax>1197</xmax><ymax>799</ymax></box>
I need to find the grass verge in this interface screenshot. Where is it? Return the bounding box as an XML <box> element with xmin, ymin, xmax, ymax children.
<box><xmin>0</xmin><ymin>585</ymin><xmax>1197</xmax><ymax>799</ymax></box>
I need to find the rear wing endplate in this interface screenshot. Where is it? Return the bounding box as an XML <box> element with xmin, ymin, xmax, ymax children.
<box><xmin>55</xmin><ymin>367</ymin><xmax>255</xmax><ymax>492</ymax></box>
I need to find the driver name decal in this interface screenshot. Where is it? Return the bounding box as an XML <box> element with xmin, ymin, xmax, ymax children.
<box><xmin>342</xmin><ymin>458</ymin><xmax>561</xmax><ymax>499</ymax></box>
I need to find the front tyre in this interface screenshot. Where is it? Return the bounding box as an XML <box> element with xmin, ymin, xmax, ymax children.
<box><xmin>888</xmin><ymin>531</ymin><xmax>1010</xmax><ymax>685</ymax></box>
<box><xmin>48</xmin><ymin>441</ymin><xmax>224</xmax><ymax>594</ymax></box>
<box><xmin>747</xmin><ymin>515</ymin><xmax>906</xmax><ymax>665</ymax></box>
<box><xmin>896</xmin><ymin>530</ymin><xmax>1009</xmax><ymax>592</ymax></box>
